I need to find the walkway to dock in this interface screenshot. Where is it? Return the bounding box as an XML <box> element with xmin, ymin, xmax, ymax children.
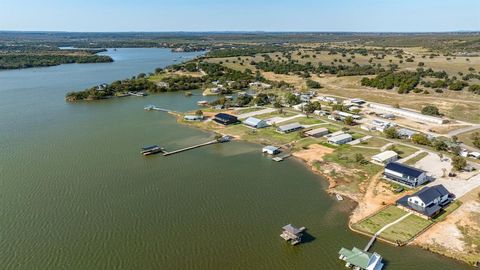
<box><xmin>163</xmin><ymin>140</ymin><xmax>219</xmax><ymax>156</ymax></box>
<box><xmin>364</xmin><ymin>212</ymin><xmax>412</xmax><ymax>251</ymax></box>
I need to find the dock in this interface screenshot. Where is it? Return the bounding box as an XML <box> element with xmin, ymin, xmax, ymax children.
<box><xmin>144</xmin><ymin>105</ymin><xmax>172</xmax><ymax>112</ymax></box>
<box><xmin>162</xmin><ymin>136</ymin><xmax>231</xmax><ymax>156</ymax></box>
<box><xmin>364</xmin><ymin>235</ymin><xmax>377</xmax><ymax>252</ymax></box>
<box><xmin>280</xmin><ymin>224</ymin><xmax>306</xmax><ymax>245</ymax></box>
<box><xmin>272</xmin><ymin>153</ymin><xmax>291</xmax><ymax>162</ymax></box>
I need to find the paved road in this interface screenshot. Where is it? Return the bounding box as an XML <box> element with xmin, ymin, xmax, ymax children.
<box><xmin>448</xmin><ymin>125</ymin><xmax>480</xmax><ymax>137</ymax></box>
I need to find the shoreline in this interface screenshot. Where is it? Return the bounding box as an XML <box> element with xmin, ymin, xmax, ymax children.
<box><xmin>175</xmin><ymin>115</ymin><xmax>478</xmax><ymax>267</ymax></box>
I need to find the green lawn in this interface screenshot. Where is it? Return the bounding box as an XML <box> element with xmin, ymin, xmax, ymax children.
<box><xmin>404</xmin><ymin>151</ymin><xmax>429</xmax><ymax>165</ymax></box>
<box><xmin>379</xmin><ymin>214</ymin><xmax>433</xmax><ymax>243</ymax></box>
<box><xmin>359</xmin><ymin>137</ymin><xmax>390</xmax><ymax>148</ymax></box>
<box><xmin>387</xmin><ymin>144</ymin><xmax>418</xmax><ymax>158</ymax></box>
<box><xmin>255</xmin><ymin>111</ymin><xmax>298</xmax><ymax>120</ymax></box>
<box><xmin>353</xmin><ymin>206</ymin><xmax>408</xmax><ymax>235</ymax></box>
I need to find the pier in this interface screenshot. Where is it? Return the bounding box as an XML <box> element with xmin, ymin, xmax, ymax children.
<box><xmin>162</xmin><ymin>136</ymin><xmax>231</xmax><ymax>156</ymax></box>
<box><xmin>272</xmin><ymin>153</ymin><xmax>291</xmax><ymax>162</ymax></box>
<box><xmin>144</xmin><ymin>105</ymin><xmax>172</xmax><ymax>113</ymax></box>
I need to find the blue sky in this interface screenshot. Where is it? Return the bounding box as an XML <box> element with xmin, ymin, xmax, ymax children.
<box><xmin>0</xmin><ymin>0</ymin><xmax>479</xmax><ymax>32</ymax></box>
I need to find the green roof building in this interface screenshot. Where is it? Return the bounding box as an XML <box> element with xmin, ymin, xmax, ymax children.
<box><xmin>338</xmin><ymin>247</ymin><xmax>383</xmax><ymax>270</ymax></box>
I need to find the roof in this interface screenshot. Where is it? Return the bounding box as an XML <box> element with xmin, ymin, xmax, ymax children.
<box><xmin>282</xmin><ymin>224</ymin><xmax>302</xmax><ymax>235</ymax></box>
<box><xmin>397</xmin><ymin>128</ymin><xmax>416</xmax><ymax>137</ymax></box>
<box><xmin>244</xmin><ymin>117</ymin><xmax>264</xmax><ymax>126</ymax></box>
<box><xmin>372</xmin><ymin>151</ymin><xmax>398</xmax><ymax>162</ymax></box>
<box><xmin>215</xmin><ymin>113</ymin><xmax>237</xmax><ymax>121</ymax></box>
<box><xmin>385</xmin><ymin>162</ymin><xmax>425</xmax><ymax>178</ymax></box>
<box><xmin>416</xmin><ymin>185</ymin><xmax>450</xmax><ymax>204</ymax></box>
<box><xmin>339</xmin><ymin>247</ymin><xmax>372</xmax><ymax>269</ymax></box>
<box><xmin>305</xmin><ymin>127</ymin><xmax>329</xmax><ymax>136</ymax></box>
<box><xmin>328</xmin><ymin>131</ymin><xmax>345</xmax><ymax>137</ymax></box>
<box><xmin>329</xmin><ymin>133</ymin><xmax>352</xmax><ymax>142</ymax></box>
<box><xmin>278</xmin><ymin>122</ymin><xmax>302</xmax><ymax>131</ymax></box>
<box><xmin>263</xmin><ymin>146</ymin><xmax>279</xmax><ymax>152</ymax></box>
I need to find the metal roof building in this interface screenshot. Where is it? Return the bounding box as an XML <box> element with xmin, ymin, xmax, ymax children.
<box><xmin>243</xmin><ymin>117</ymin><xmax>268</xmax><ymax>129</ymax></box>
<box><xmin>384</xmin><ymin>162</ymin><xmax>428</xmax><ymax>187</ymax></box>
<box><xmin>213</xmin><ymin>113</ymin><xmax>238</xmax><ymax>125</ymax></box>
<box><xmin>327</xmin><ymin>133</ymin><xmax>353</xmax><ymax>145</ymax></box>
<box><xmin>305</xmin><ymin>127</ymin><xmax>329</xmax><ymax>137</ymax></box>
<box><xmin>338</xmin><ymin>247</ymin><xmax>384</xmax><ymax>270</ymax></box>
<box><xmin>371</xmin><ymin>151</ymin><xmax>398</xmax><ymax>164</ymax></box>
<box><xmin>277</xmin><ymin>122</ymin><xmax>303</xmax><ymax>134</ymax></box>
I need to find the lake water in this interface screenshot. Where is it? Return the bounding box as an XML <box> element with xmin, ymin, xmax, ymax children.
<box><xmin>0</xmin><ymin>48</ymin><xmax>472</xmax><ymax>269</ymax></box>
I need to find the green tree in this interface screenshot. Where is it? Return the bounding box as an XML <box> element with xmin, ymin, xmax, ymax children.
<box><xmin>384</xmin><ymin>127</ymin><xmax>398</xmax><ymax>139</ymax></box>
<box><xmin>411</xmin><ymin>134</ymin><xmax>431</xmax><ymax>146</ymax></box>
<box><xmin>421</xmin><ymin>105</ymin><xmax>440</xmax><ymax>116</ymax></box>
<box><xmin>471</xmin><ymin>132</ymin><xmax>480</xmax><ymax>148</ymax></box>
<box><xmin>452</xmin><ymin>156</ymin><xmax>467</xmax><ymax>171</ymax></box>
<box><xmin>306</xmin><ymin>79</ymin><xmax>322</xmax><ymax>89</ymax></box>
<box><xmin>432</xmin><ymin>139</ymin><xmax>447</xmax><ymax>151</ymax></box>
<box><xmin>195</xmin><ymin>110</ymin><xmax>203</xmax><ymax>116</ymax></box>
<box><xmin>285</xmin><ymin>93</ymin><xmax>300</xmax><ymax>106</ymax></box>
<box><xmin>344</xmin><ymin>116</ymin><xmax>354</xmax><ymax>126</ymax></box>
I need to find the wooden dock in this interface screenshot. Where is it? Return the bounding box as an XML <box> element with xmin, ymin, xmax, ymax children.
<box><xmin>364</xmin><ymin>235</ymin><xmax>377</xmax><ymax>252</ymax></box>
<box><xmin>144</xmin><ymin>105</ymin><xmax>172</xmax><ymax>113</ymax></box>
<box><xmin>272</xmin><ymin>153</ymin><xmax>292</xmax><ymax>162</ymax></box>
<box><xmin>163</xmin><ymin>139</ymin><xmax>227</xmax><ymax>156</ymax></box>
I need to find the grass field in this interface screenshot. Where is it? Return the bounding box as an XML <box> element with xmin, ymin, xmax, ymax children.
<box><xmin>388</xmin><ymin>144</ymin><xmax>418</xmax><ymax>158</ymax></box>
<box><xmin>458</xmin><ymin>129</ymin><xmax>480</xmax><ymax>150</ymax></box>
<box><xmin>353</xmin><ymin>205</ymin><xmax>434</xmax><ymax>243</ymax></box>
<box><xmin>404</xmin><ymin>151</ymin><xmax>429</xmax><ymax>165</ymax></box>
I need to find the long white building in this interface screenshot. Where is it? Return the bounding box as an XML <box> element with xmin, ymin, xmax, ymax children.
<box><xmin>368</xmin><ymin>103</ymin><xmax>448</xmax><ymax>125</ymax></box>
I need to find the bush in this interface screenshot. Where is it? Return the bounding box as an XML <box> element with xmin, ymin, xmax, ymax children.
<box><xmin>421</xmin><ymin>105</ymin><xmax>440</xmax><ymax>116</ymax></box>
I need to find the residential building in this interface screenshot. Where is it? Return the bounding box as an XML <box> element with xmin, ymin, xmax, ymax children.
<box><xmin>325</xmin><ymin>131</ymin><xmax>345</xmax><ymax>138</ymax></box>
<box><xmin>350</xmin><ymin>98</ymin><xmax>366</xmax><ymax>105</ymax></box>
<box><xmin>243</xmin><ymin>117</ymin><xmax>269</xmax><ymax>129</ymax></box>
<box><xmin>338</xmin><ymin>247</ymin><xmax>384</xmax><ymax>270</ymax></box>
<box><xmin>305</xmin><ymin>127</ymin><xmax>329</xmax><ymax>138</ymax></box>
<box><xmin>249</xmin><ymin>82</ymin><xmax>272</xmax><ymax>89</ymax></box>
<box><xmin>328</xmin><ymin>133</ymin><xmax>353</xmax><ymax>145</ymax></box>
<box><xmin>277</xmin><ymin>122</ymin><xmax>303</xmax><ymax>134</ymax></box>
<box><xmin>371</xmin><ymin>151</ymin><xmax>398</xmax><ymax>164</ymax></box>
<box><xmin>292</xmin><ymin>103</ymin><xmax>307</xmax><ymax>111</ymax></box>
<box><xmin>397</xmin><ymin>128</ymin><xmax>416</xmax><ymax>139</ymax></box>
<box><xmin>299</xmin><ymin>94</ymin><xmax>311</xmax><ymax>102</ymax></box>
<box><xmin>183</xmin><ymin>115</ymin><xmax>204</xmax><ymax>121</ymax></box>
<box><xmin>369</xmin><ymin>103</ymin><xmax>448</xmax><ymax>125</ymax></box>
<box><xmin>384</xmin><ymin>162</ymin><xmax>428</xmax><ymax>187</ymax></box>
<box><xmin>396</xmin><ymin>185</ymin><xmax>452</xmax><ymax>219</ymax></box>
<box><xmin>213</xmin><ymin>113</ymin><xmax>239</xmax><ymax>126</ymax></box>
<box><xmin>313</xmin><ymin>110</ymin><xmax>330</xmax><ymax>116</ymax></box>
<box><xmin>262</xmin><ymin>146</ymin><xmax>280</xmax><ymax>155</ymax></box>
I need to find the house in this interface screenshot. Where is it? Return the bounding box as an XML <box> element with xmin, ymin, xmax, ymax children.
<box><xmin>468</xmin><ymin>152</ymin><xmax>480</xmax><ymax>159</ymax></box>
<box><xmin>397</xmin><ymin>128</ymin><xmax>417</xmax><ymax>139</ymax></box>
<box><xmin>369</xmin><ymin>103</ymin><xmax>448</xmax><ymax>125</ymax></box>
<box><xmin>350</xmin><ymin>98</ymin><xmax>366</xmax><ymax>105</ymax></box>
<box><xmin>333</xmin><ymin>110</ymin><xmax>361</xmax><ymax>120</ymax></box>
<box><xmin>299</xmin><ymin>94</ymin><xmax>311</xmax><ymax>102</ymax></box>
<box><xmin>313</xmin><ymin>110</ymin><xmax>330</xmax><ymax>116</ymax></box>
<box><xmin>249</xmin><ymin>82</ymin><xmax>272</xmax><ymax>89</ymax></box>
<box><xmin>328</xmin><ymin>133</ymin><xmax>353</xmax><ymax>145</ymax></box>
<box><xmin>325</xmin><ymin>130</ymin><xmax>345</xmax><ymax>138</ymax></box>
<box><xmin>213</xmin><ymin>113</ymin><xmax>238</xmax><ymax>126</ymax></box>
<box><xmin>396</xmin><ymin>185</ymin><xmax>452</xmax><ymax>219</ymax></box>
<box><xmin>292</xmin><ymin>103</ymin><xmax>307</xmax><ymax>111</ymax></box>
<box><xmin>184</xmin><ymin>115</ymin><xmax>204</xmax><ymax>121</ymax></box>
<box><xmin>243</xmin><ymin>117</ymin><xmax>269</xmax><ymax>129</ymax></box>
<box><xmin>372</xmin><ymin>151</ymin><xmax>398</xmax><ymax>164</ymax></box>
<box><xmin>305</xmin><ymin>127</ymin><xmax>329</xmax><ymax>137</ymax></box>
<box><xmin>262</xmin><ymin>146</ymin><xmax>280</xmax><ymax>155</ymax></box>
<box><xmin>384</xmin><ymin>162</ymin><xmax>428</xmax><ymax>188</ymax></box>
<box><xmin>277</xmin><ymin>122</ymin><xmax>303</xmax><ymax>134</ymax></box>
<box><xmin>338</xmin><ymin>247</ymin><xmax>383</xmax><ymax>270</ymax></box>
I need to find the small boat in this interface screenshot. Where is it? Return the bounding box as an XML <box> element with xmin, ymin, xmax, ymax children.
<box><xmin>141</xmin><ymin>145</ymin><xmax>164</xmax><ymax>156</ymax></box>
<box><xmin>336</xmin><ymin>194</ymin><xmax>344</xmax><ymax>201</ymax></box>
<box><xmin>197</xmin><ymin>100</ymin><xmax>209</xmax><ymax>106</ymax></box>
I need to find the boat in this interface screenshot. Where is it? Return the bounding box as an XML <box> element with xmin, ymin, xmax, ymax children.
<box><xmin>197</xmin><ymin>100</ymin><xmax>209</xmax><ymax>106</ymax></box>
<box><xmin>336</xmin><ymin>194</ymin><xmax>344</xmax><ymax>201</ymax></box>
<box><xmin>141</xmin><ymin>145</ymin><xmax>164</xmax><ymax>156</ymax></box>
<box><xmin>144</xmin><ymin>105</ymin><xmax>156</xmax><ymax>111</ymax></box>
<box><xmin>128</xmin><ymin>91</ymin><xmax>148</xmax><ymax>97</ymax></box>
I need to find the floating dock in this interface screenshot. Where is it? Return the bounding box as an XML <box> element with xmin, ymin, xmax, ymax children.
<box><xmin>141</xmin><ymin>145</ymin><xmax>164</xmax><ymax>156</ymax></box>
<box><xmin>272</xmin><ymin>153</ymin><xmax>291</xmax><ymax>162</ymax></box>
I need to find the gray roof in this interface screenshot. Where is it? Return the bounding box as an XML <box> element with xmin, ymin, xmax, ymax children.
<box><xmin>278</xmin><ymin>122</ymin><xmax>302</xmax><ymax>132</ymax></box>
<box><xmin>385</xmin><ymin>162</ymin><xmax>425</xmax><ymax>178</ymax></box>
<box><xmin>282</xmin><ymin>224</ymin><xmax>302</xmax><ymax>235</ymax></box>
<box><xmin>416</xmin><ymin>185</ymin><xmax>450</xmax><ymax>204</ymax></box>
<box><xmin>263</xmin><ymin>146</ymin><xmax>279</xmax><ymax>152</ymax></box>
<box><xmin>244</xmin><ymin>117</ymin><xmax>264</xmax><ymax>126</ymax></box>
<box><xmin>305</xmin><ymin>127</ymin><xmax>329</xmax><ymax>136</ymax></box>
<box><xmin>329</xmin><ymin>133</ymin><xmax>352</xmax><ymax>142</ymax></box>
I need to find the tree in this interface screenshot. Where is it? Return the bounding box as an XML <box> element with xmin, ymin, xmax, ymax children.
<box><xmin>306</xmin><ymin>79</ymin><xmax>322</xmax><ymax>89</ymax></box>
<box><xmin>432</xmin><ymin>139</ymin><xmax>447</xmax><ymax>151</ymax></box>
<box><xmin>344</xmin><ymin>116</ymin><xmax>354</xmax><ymax>126</ymax></box>
<box><xmin>354</xmin><ymin>153</ymin><xmax>367</xmax><ymax>164</ymax></box>
<box><xmin>303</xmin><ymin>101</ymin><xmax>322</xmax><ymax>114</ymax></box>
<box><xmin>452</xmin><ymin>156</ymin><xmax>467</xmax><ymax>171</ymax></box>
<box><xmin>384</xmin><ymin>127</ymin><xmax>398</xmax><ymax>139</ymax></box>
<box><xmin>195</xmin><ymin>110</ymin><xmax>203</xmax><ymax>116</ymax></box>
<box><xmin>421</xmin><ymin>105</ymin><xmax>440</xmax><ymax>116</ymax></box>
<box><xmin>471</xmin><ymin>132</ymin><xmax>480</xmax><ymax>148</ymax></box>
<box><xmin>411</xmin><ymin>134</ymin><xmax>430</xmax><ymax>146</ymax></box>
<box><xmin>285</xmin><ymin>93</ymin><xmax>300</xmax><ymax>106</ymax></box>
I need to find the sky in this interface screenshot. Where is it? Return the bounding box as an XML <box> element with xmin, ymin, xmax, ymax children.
<box><xmin>0</xmin><ymin>0</ymin><xmax>479</xmax><ymax>32</ymax></box>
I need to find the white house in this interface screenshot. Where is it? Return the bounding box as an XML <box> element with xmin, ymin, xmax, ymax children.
<box><xmin>397</xmin><ymin>185</ymin><xmax>451</xmax><ymax>219</ymax></box>
<box><xmin>372</xmin><ymin>151</ymin><xmax>398</xmax><ymax>164</ymax></box>
<box><xmin>328</xmin><ymin>133</ymin><xmax>353</xmax><ymax>145</ymax></box>
<box><xmin>305</xmin><ymin>127</ymin><xmax>329</xmax><ymax>137</ymax></box>
<box><xmin>243</xmin><ymin>117</ymin><xmax>269</xmax><ymax>129</ymax></box>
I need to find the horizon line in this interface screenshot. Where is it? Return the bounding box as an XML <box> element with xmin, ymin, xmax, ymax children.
<box><xmin>1</xmin><ymin>30</ymin><xmax>480</xmax><ymax>34</ymax></box>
